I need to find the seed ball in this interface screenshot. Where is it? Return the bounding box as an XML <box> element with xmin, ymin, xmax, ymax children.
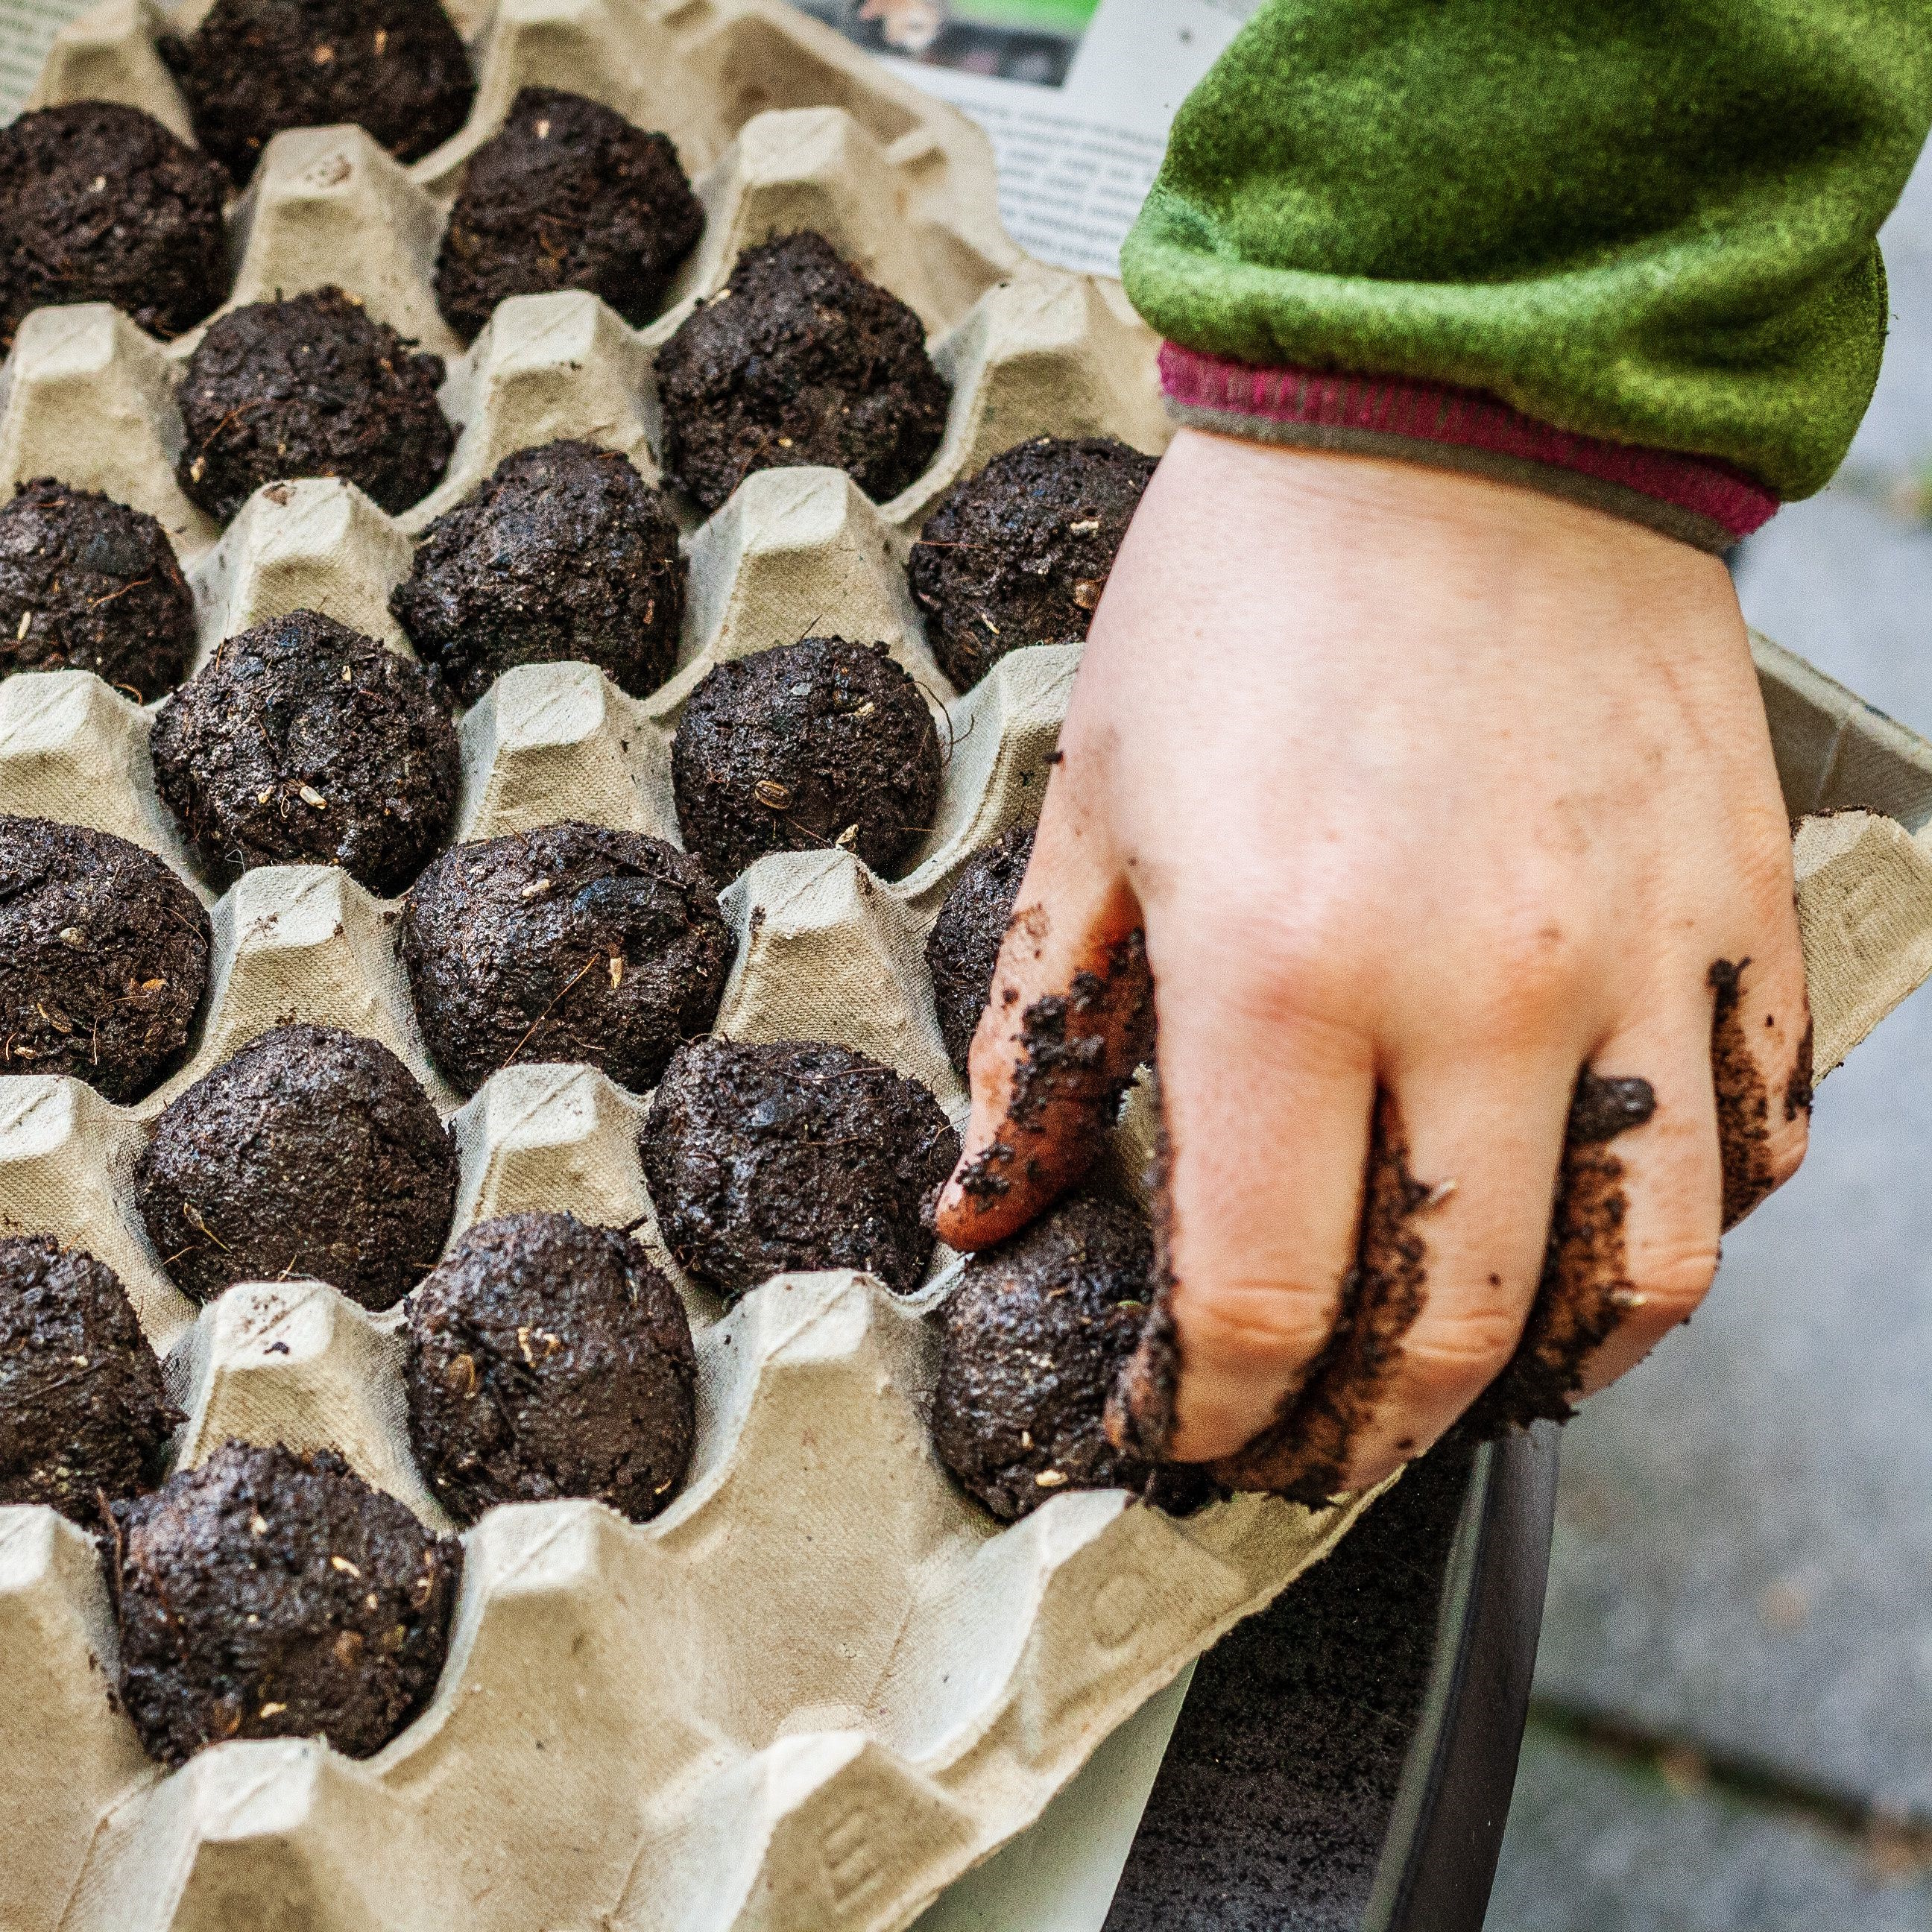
<box><xmin>136</xmin><ymin>1023</ymin><xmax>457</xmax><ymax>1310</ymax></box>
<box><xmin>654</xmin><ymin>230</ymin><xmax>950</xmax><ymax>514</ymax></box>
<box><xmin>0</xmin><ymin>101</ymin><xmax>230</xmax><ymax>348</ymax></box>
<box><xmin>397</xmin><ymin>821</ymin><xmax>735</xmax><ymax>1095</ymax></box>
<box><xmin>639</xmin><ymin>1037</ymin><xmax>959</xmax><ymax>1301</ymax></box>
<box><xmin>391</xmin><ymin>439</ymin><xmax>686</xmax><ymax>705</ymax></box>
<box><xmin>0</xmin><ymin>479</ymin><xmax>197</xmax><ymax>701</ymax></box>
<box><xmin>909</xmin><ymin>436</ymin><xmax>1156</xmax><ymax>690</ymax></box>
<box><xmin>434</xmin><ymin>86</ymin><xmax>703</xmax><ymax>341</ymax></box>
<box><xmin>0</xmin><ymin>1236</ymin><xmax>181</xmax><ymax>1523</ymax></box>
<box><xmin>405</xmin><ymin>1211</ymin><xmax>697</xmax><ymax>1524</ymax></box>
<box><xmin>0</xmin><ymin>815</ymin><xmax>211</xmax><ymax>1103</ymax></box>
<box><xmin>149</xmin><ymin>608</ymin><xmax>458</xmax><ymax>897</ymax></box>
<box><xmin>931</xmin><ymin>1196</ymin><xmax>1213</xmax><ymax>1522</ymax></box>
<box><xmin>111</xmin><ymin>1439</ymin><xmax>461</xmax><ymax>1767</ymax></box>
<box><xmin>924</xmin><ymin>822</ymin><xmax>1035</xmax><ymax>1077</ymax></box>
<box><xmin>174</xmin><ymin>287</ymin><xmax>452</xmax><ymax>522</ymax></box>
<box><xmin>671</xmin><ymin>637</ymin><xmax>942</xmax><ymax>884</ymax></box>
<box><xmin>159</xmin><ymin>0</ymin><xmax>473</xmax><ymax>185</ymax></box>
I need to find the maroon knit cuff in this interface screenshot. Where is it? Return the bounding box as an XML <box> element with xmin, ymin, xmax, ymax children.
<box><xmin>1158</xmin><ymin>344</ymin><xmax>1779</xmax><ymax>553</ymax></box>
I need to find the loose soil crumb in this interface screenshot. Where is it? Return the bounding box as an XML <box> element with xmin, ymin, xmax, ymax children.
<box><xmin>1459</xmin><ymin>1069</ymin><xmax>1655</xmax><ymax>1438</ymax></box>
<box><xmin>1209</xmin><ymin>1093</ymin><xmax>1439</xmax><ymax>1503</ymax></box>
<box><xmin>434</xmin><ymin>86</ymin><xmax>703</xmax><ymax>340</ymax></box>
<box><xmin>405</xmin><ymin>1210</ymin><xmax>695</xmax><ymax>1524</ymax></box>
<box><xmin>0</xmin><ymin>478</ymin><xmax>197</xmax><ymax>701</ymax></box>
<box><xmin>932</xmin><ymin>1194</ymin><xmax>1214</xmax><ymax>1522</ymax></box>
<box><xmin>160</xmin><ymin>0</ymin><xmax>473</xmax><ymax>183</ymax></box>
<box><xmin>111</xmin><ymin>1439</ymin><xmax>461</xmax><ymax>1767</ymax></box>
<box><xmin>0</xmin><ymin>815</ymin><xmax>212</xmax><ymax>1102</ymax></box>
<box><xmin>0</xmin><ymin>1235</ymin><xmax>181</xmax><ymax>1522</ymax></box>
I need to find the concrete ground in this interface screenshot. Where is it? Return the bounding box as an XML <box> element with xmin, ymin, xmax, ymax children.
<box><xmin>1487</xmin><ymin>153</ymin><xmax>1932</xmax><ymax>1931</ymax></box>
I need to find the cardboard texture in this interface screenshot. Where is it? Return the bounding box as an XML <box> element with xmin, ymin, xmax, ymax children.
<box><xmin>1</xmin><ymin>1</ymin><xmax>1931</xmax><ymax>1925</ymax></box>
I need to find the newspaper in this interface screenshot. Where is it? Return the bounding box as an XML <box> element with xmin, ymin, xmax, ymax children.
<box><xmin>0</xmin><ymin>0</ymin><xmax>85</xmax><ymax>115</ymax></box>
<box><xmin>809</xmin><ymin>0</ymin><xmax>1250</xmax><ymax>273</ymax></box>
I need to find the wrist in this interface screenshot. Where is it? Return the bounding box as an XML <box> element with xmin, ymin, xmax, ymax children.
<box><xmin>1157</xmin><ymin>345</ymin><xmax>1780</xmax><ymax>556</ymax></box>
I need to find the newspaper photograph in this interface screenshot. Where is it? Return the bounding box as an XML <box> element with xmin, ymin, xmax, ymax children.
<box><xmin>803</xmin><ymin>0</ymin><xmax>1254</xmax><ymax>272</ymax></box>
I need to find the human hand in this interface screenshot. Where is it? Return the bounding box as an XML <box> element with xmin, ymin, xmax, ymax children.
<box><xmin>929</xmin><ymin>430</ymin><xmax>1812</xmax><ymax>1500</ymax></box>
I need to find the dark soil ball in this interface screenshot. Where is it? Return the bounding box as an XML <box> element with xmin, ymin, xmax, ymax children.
<box><xmin>404</xmin><ymin>1210</ymin><xmax>696</xmax><ymax>1524</ymax></box>
<box><xmin>0</xmin><ymin>816</ymin><xmax>212</xmax><ymax>1103</ymax></box>
<box><xmin>909</xmin><ymin>436</ymin><xmax>1157</xmax><ymax>690</ymax></box>
<box><xmin>654</xmin><ymin>230</ymin><xmax>951</xmax><ymax>514</ymax></box>
<box><xmin>925</xmin><ymin>823</ymin><xmax>1033</xmax><ymax>1077</ymax></box>
<box><xmin>390</xmin><ymin>440</ymin><xmax>686</xmax><ymax>705</ymax></box>
<box><xmin>398</xmin><ymin>821</ymin><xmax>734</xmax><ymax>1096</ymax></box>
<box><xmin>0</xmin><ymin>479</ymin><xmax>197</xmax><ymax>701</ymax></box>
<box><xmin>932</xmin><ymin>1196</ymin><xmax>1209</xmax><ymax>1522</ymax></box>
<box><xmin>0</xmin><ymin>1236</ymin><xmax>181</xmax><ymax>1523</ymax></box>
<box><xmin>175</xmin><ymin>286</ymin><xmax>452</xmax><ymax>521</ymax></box>
<box><xmin>672</xmin><ymin>638</ymin><xmax>941</xmax><ymax>883</ymax></box>
<box><xmin>111</xmin><ymin>1439</ymin><xmax>461</xmax><ymax>1767</ymax></box>
<box><xmin>159</xmin><ymin>0</ymin><xmax>473</xmax><ymax>184</ymax></box>
<box><xmin>136</xmin><ymin>1023</ymin><xmax>457</xmax><ymax>1311</ymax></box>
<box><xmin>149</xmin><ymin>609</ymin><xmax>458</xmax><ymax>896</ymax></box>
<box><xmin>0</xmin><ymin>101</ymin><xmax>228</xmax><ymax>350</ymax></box>
<box><xmin>640</xmin><ymin>1037</ymin><xmax>959</xmax><ymax>1301</ymax></box>
<box><xmin>434</xmin><ymin>87</ymin><xmax>703</xmax><ymax>341</ymax></box>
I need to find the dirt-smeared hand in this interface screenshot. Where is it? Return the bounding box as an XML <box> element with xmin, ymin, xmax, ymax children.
<box><xmin>932</xmin><ymin>431</ymin><xmax>1811</xmax><ymax>1497</ymax></box>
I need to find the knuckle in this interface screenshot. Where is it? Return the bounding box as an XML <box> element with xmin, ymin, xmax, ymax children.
<box><xmin>1765</xmin><ymin>1111</ymin><xmax>1809</xmax><ymax>1190</ymax></box>
<box><xmin>1172</xmin><ymin>1275</ymin><xmax>1338</xmax><ymax>1374</ymax></box>
<box><xmin>1397</xmin><ymin>1300</ymin><xmax>1528</xmax><ymax>1397</ymax></box>
<box><xmin>1627</xmin><ymin>1238</ymin><xmax>1721</xmax><ymax>1325</ymax></box>
<box><xmin>1456</xmin><ymin>906</ymin><xmax>1592</xmax><ymax>1048</ymax></box>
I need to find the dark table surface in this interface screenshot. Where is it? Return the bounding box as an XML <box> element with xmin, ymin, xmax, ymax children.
<box><xmin>1105</xmin><ymin>1426</ymin><xmax>1560</xmax><ymax>1931</ymax></box>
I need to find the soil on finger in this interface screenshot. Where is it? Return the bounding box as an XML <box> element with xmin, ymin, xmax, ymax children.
<box><xmin>1458</xmin><ymin>1070</ymin><xmax>1653</xmax><ymax>1438</ymax></box>
<box><xmin>1207</xmin><ymin>1092</ymin><xmax>1439</xmax><ymax>1504</ymax></box>
<box><xmin>947</xmin><ymin>922</ymin><xmax>1153</xmax><ymax>1215</ymax></box>
<box><xmin>1105</xmin><ymin>1106</ymin><xmax>1182</xmax><ymax>1460</ymax></box>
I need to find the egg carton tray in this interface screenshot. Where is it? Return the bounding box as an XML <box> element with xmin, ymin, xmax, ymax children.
<box><xmin>7</xmin><ymin>0</ymin><xmax>1932</xmax><ymax>1924</ymax></box>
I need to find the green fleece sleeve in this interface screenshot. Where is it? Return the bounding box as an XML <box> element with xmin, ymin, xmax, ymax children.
<box><xmin>1120</xmin><ymin>1</ymin><xmax>1932</xmax><ymax>499</ymax></box>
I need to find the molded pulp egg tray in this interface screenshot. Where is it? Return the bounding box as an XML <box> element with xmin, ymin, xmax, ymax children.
<box><xmin>5</xmin><ymin>0</ymin><xmax>1932</xmax><ymax>1925</ymax></box>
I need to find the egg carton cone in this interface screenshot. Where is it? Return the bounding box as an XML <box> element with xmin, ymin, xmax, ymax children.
<box><xmin>4</xmin><ymin>0</ymin><xmax>1932</xmax><ymax>1925</ymax></box>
